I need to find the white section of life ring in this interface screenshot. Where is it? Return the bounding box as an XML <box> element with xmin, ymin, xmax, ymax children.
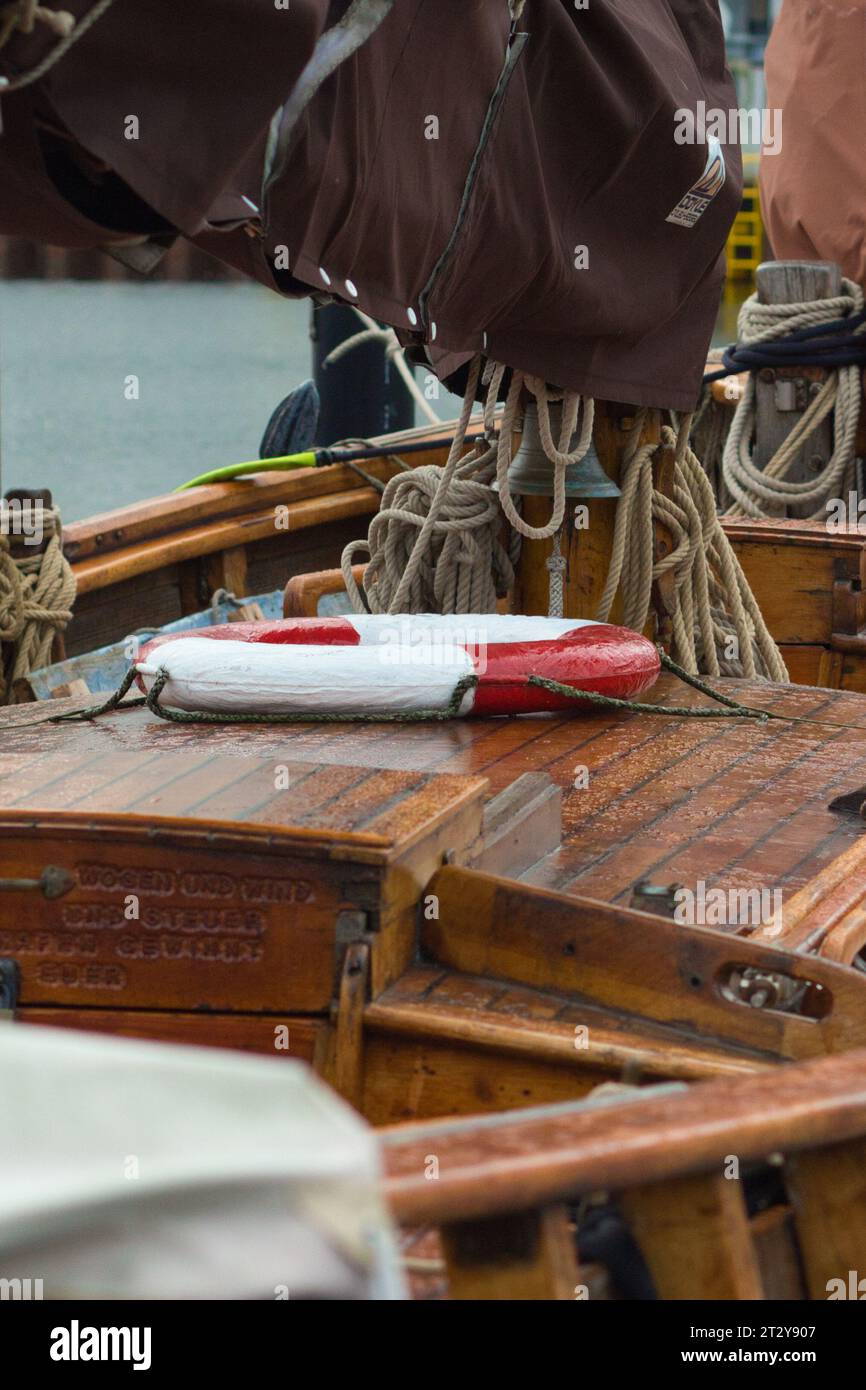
<box><xmin>137</xmin><ymin>637</ymin><xmax>477</xmax><ymax>716</ymax></box>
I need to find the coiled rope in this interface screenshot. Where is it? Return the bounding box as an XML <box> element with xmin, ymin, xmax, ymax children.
<box><xmin>341</xmin><ymin>356</ymin><xmax>514</xmax><ymax>613</ymax></box>
<box><xmin>340</xmin><ymin>350</ymin><xmax>785</xmax><ymax>678</ymax></box>
<box><xmin>340</xmin><ymin>355</ymin><xmax>592</xmax><ymax>615</ymax></box>
<box><xmin>0</xmin><ymin>507</ymin><xmax>76</xmax><ymax>700</ymax></box>
<box><xmin>597</xmin><ymin>412</ymin><xmax>787</xmax><ymax>681</ymax></box>
<box><xmin>719</xmin><ymin>279</ymin><xmax>866</xmax><ymax>520</ymax></box>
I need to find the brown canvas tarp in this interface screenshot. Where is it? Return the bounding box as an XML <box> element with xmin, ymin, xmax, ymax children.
<box><xmin>0</xmin><ymin>1</ymin><xmax>741</xmax><ymax>410</ymax></box>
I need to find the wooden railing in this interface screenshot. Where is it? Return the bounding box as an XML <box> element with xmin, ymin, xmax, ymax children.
<box><xmin>382</xmin><ymin>1048</ymin><xmax>866</xmax><ymax>1300</ymax></box>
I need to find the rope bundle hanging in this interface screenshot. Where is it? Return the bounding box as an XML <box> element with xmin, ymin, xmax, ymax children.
<box><xmin>341</xmin><ymin>356</ymin><xmax>511</xmax><ymax>614</ymax></box>
<box><xmin>339</xmin><ymin>342</ymin><xmax>786</xmax><ymax>680</ymax></box>
<box><xmin>493</xmin><ymin>363</ymin><xmax>594</xmax><ymax>541</ymax></box>
<box><xmin>597</xmin><ymin>412</ymin><xmax>788</xmax><ymax>681</ymax></box>
<box><xmin>719</xmin><ymin>279</ymin><xmax>866</xmax><ymax>520</ymax></box>
<box><xmin>0</xmin><ymin>507</ymin><xmax>76</xmax><ymax>700</ymax></box>
<box><xmin>341</xmin><ymin>356</ymin><xmax>593</xmax><ymax>616</ymax></box>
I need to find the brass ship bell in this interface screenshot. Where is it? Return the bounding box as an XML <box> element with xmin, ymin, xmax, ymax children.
<box><xmin>504</xmin><ymin>402</ymin><xmax>621</xmax><ymax>498</ymax></box>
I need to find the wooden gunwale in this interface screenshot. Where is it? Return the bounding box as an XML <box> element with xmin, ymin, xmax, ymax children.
<box><xmin>382</xmin><ymin>1047</ymin><xmax>866</xmax><ymax>1225</ymax></box>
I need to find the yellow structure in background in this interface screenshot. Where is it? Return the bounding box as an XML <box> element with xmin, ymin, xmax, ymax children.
<box><xmin>726</xmin><ymin>152</ymin><xmax>762</xmax><ymax>284</ymax></box>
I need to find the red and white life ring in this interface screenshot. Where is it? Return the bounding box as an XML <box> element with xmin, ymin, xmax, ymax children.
<box><xmin>137</xmin><ymin>614</ymin><xmax>659</xmax><ymax>718</ymax></box>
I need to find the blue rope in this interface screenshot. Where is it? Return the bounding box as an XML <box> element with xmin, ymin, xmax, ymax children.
<box><xmin>704</xmin><ymin>307</ymin><xmax>866</xmax><ymax>384</ymax></box>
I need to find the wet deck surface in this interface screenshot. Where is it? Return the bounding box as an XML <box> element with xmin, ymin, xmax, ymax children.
<box><xmin>4</xmin><ymin>672</ymin><xmax>866</xmax><ymax>903</ymax></box>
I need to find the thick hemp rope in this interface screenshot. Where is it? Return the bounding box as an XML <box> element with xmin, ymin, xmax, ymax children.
<box><xmin>340</xmin><ymin>356</ymin><xmax>593</xmax><ymax>616</ymax></box>
<box><xmin>341</xmin><ymin>356</ymin><xmax>516</xmax><ymax>614</ymax></box>
<box><xmin>597</xmin><ymin>411</ymin><xmax>788</xmax><ymax>681</ymax></box>
<box><xmin>721</xmin><ymin>279</ymin><xmax>866</xmax><ymax>520</ymax></box>
<box><xmin>340</xmin><ymin>350</ymin><xmax>783</xmax><ymax>676</ymax></box>
<box><xmin>0</xmin><ymin>507</ymin><xmax>76</xmax><ymax>700</ymax></box>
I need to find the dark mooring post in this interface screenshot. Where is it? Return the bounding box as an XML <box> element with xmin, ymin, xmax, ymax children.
<box><xmin>311</xmin><ymin>304</ymin><xmax>415</xmax><ymax>447</ymax></box>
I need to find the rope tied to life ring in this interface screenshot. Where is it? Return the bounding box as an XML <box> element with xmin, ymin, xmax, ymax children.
<box><xmin>42</xmin><ymin>647</ymin><xmax>783</xmax><ymax>730</ymax></box>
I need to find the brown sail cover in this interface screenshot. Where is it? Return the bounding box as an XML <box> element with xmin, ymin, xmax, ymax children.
<box><xmin>761</xmin><ymin>0</ymin><xmax>866</xmax><ymax>290</ymax></box>
<box><xmin>0</xmin><ymin>1</ymin><xmax>741</xmax><ymax>410</ymax></box>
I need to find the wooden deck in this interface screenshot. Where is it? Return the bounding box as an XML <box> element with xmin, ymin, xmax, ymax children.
<box><xmin>6</xmin><ymin>671</ymin><xmax>866</xmax><ymax>1115</ymax></box>
<box><xmin>5</xmin><ymin>672</ymin><xmax>866</xmax><ymax>909</ymax></box>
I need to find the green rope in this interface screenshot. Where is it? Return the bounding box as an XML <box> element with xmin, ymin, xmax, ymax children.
<box><xmin>36</xmin><ymin>642</ymin><xmax>784</xmax><ymax>730</ymax></box>
<box><xmin>141</xmin><ymin>667</ymin><xmax>481</xmax><ymax>724</ymax></box>
<box><xmin>657</xmin><ymin>649</ymin><xmax>776</xmax><ymax>715</ymax></box>
<box><xmin>48</xmin><ymin>667</ymin><xmax>145</xmax><ymax>723</ymax></box>
<box><xmin>525</xmin><ymin>645</ymin><xmax>786</xmax><ymax>723</ymax></box>
<box><xmin>527</xmin><ymin>674</ymin><xmax>777</xmax><ymax>722</ymax></box>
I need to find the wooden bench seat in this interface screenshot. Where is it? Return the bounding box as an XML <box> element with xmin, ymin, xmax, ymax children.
<box><xmin>362</xmin><ymin>963</ymin><xmax>765</xmax><ymax>1123</ymax></box>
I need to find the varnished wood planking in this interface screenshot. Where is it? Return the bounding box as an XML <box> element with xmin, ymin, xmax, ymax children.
<box><xmin>242</xmin><ymin>763</ymin><xmax>378</xmax><ymax>828</ymax></box>
<box><xmin>7</xmin><ymin>673</ymin><xmax>866</xmax><ymax>914</ymax></box>
<box><xmin>554</xmin><ymin>696</ymin><xmax>866</xmax><ymax>908</ymax></box>
<box><xmin>365</xmin><ymin>966</ymin><xmax>766</xmax><ymax>1082</ymax></box>
<box><xmin>70</xmin><ymin>490</ymin><xmax>381</xmax><ymax>596</ymax></box>
<box><xmin>620</xmin><ymin>1172</ymin><xmax>764</xmax><ymax>1300</ymax></box>
<box><xmin>17</xmin><ymin>1007</ymin><xmax>322</xmax><ymax>1060</ymax></box>
<box><xmin>361</xmin><ymin>1031</ymin><xmax>612</xmax><ymax>1124</ymax></box>
<box><xmin>381</xmin><ymin>1046</ymin><xmax>866</xmax><ymax>1229</ymax></box>
<box><xmin>0</xmin><ymin>749</ymin><xmax>485</xmax><ymax>853</ymax></box>
<box><xmin>523</xmin><ymin>688</ymin><xmax>843</xmax><ymax>892</ymax></box>
<box><xmin>423</xmin><ymin>867</ymin><xmax>866</xmax><ymax>1059</ymax></box>
<box><xmin>0</xmin><ymin>754</ymin><xmax>486</xmax><ymax>1015</ymax></box>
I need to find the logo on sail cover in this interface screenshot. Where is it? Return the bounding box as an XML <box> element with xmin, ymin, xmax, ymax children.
<box><xmin>666</xmin><ymin>136</ymin><xmax>726</xmax><ymax>228</ymax></box>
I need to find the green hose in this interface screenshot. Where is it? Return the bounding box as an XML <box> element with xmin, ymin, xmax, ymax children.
<box><xmin>174</xmin><ymin>452</ymin><xmax>318</xmax><ymax>491</ymax></box>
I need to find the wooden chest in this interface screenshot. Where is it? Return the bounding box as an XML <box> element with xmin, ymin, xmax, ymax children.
<box><xmin>0</xmin><ymin>721</ymin><xmax>485</xmax><ymax>1060</ymax></box>
<box><xmin>725</xmin><ymin>517</ymin><xmax>866</xmax><ymax>691</ymax></box>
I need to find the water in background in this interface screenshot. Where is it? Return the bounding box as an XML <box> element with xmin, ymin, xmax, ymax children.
<box><xmin>0</xmin><ymin>281</ymin><xmax>313</xmax><ymax>521</ymax></box>
<box><xmin>0</xmin><ymin>278</ymin><xmax>746</xmax><ymax>523</ymax></box>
